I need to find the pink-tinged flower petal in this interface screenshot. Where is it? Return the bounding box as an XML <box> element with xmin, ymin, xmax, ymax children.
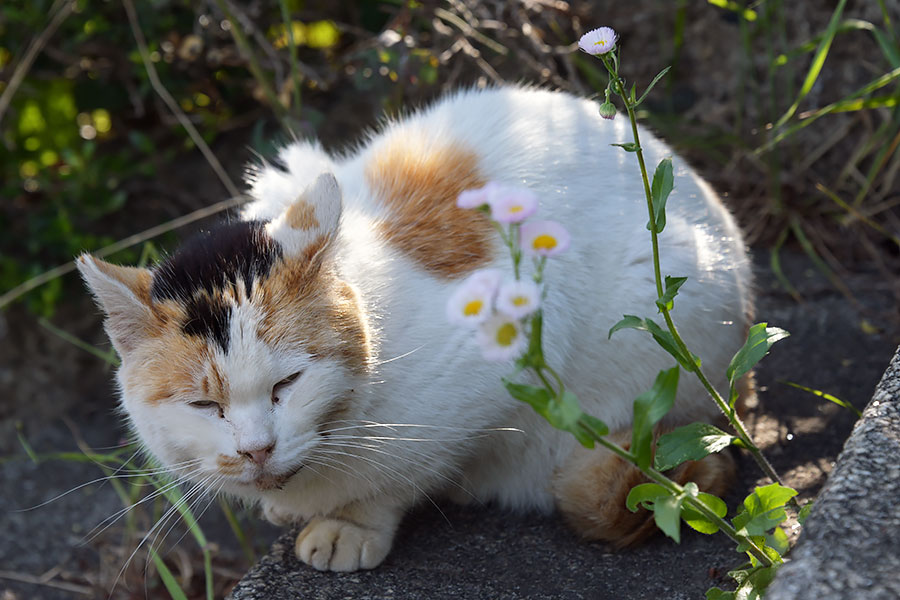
<box><xmin>496</xmin><ymin>279</ymin><xmax>541</xmax><ymax>319</ymax></box>
<box><xmin>489</xmin><ymin>186</ymin><xmax>539</xmax><ymax>224</ymax></box>
<box><xmin>476</xmin><ymin>312</ymin><xmax>527</xmax><ymax>362</ymax></box>
<box><xmin>445</xmin><ymin>269</ymin><xmax>503</xmax><ymax>326</ymax></box>
<box><xmin>457</xmin><ymin>181</ymin><xmax>501</xmax><ymax>209</ymax></box>
<box><xmin>519</xmin><ymin>220</ymin><xmax>571</xmax><ymax>257</ymax></box>
<box><xmin>578</xmin><ymin>27</ymin><xmax>618</xmax><ymax>55</ymax></box>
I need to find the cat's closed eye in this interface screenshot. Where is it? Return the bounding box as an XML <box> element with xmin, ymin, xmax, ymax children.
<box><xmin>189</xmin><ymin>399</ymin><xmax>224</xmax><ymax>418</ymax></box>
<box><xmin>271</xmin><ymin>371</ymin><xmax>303</xmax><ymax>404</ymax></box>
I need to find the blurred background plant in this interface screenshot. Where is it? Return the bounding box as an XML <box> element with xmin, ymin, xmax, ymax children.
<box><xmin>1</xmin><ymin>0</ymin><xmax>899</xmax><ymax>597</ymax></box>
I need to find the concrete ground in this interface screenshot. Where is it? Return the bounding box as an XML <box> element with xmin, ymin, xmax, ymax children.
<box><xmin>1</xmin><ymin>248</ymin><xmax>897</xmax><ymax>599</ymax></box>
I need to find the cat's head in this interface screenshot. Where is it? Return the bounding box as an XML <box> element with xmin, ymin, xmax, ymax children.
<box><xmin>78</xmin><ymin>174</ymin><xmax>371</xmax><ymax>494</ymax></box>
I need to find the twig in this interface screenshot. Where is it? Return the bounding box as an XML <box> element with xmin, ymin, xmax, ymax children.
<box><xmin>0</xmin><ymin>195</ymin><xmax>247</xmax><ymax>310</ymax></box>
<box><xmin>0</xmin><ymin>0</ymin><xmax>75</xmax><ymax>127</ymax></box>
<box><xmin>122</xmin><ymin>0</ymin><xmax>242</xmax><ymax>200</ymax></box>
<box><xmin>0</xmin><ymin>570</ymin><xmax>93</xmax><ymax>595</ymax></box>
<box><xmin>212</xmin><ymin>0</ymin><xmax>289</xmax><ymax>124</ymax></box>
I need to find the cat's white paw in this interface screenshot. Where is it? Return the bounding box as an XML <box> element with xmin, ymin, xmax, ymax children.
<box><xmin>294</xmin><ymin>517</ymin><xmax>392</xmax><ymax>571</ymax></box>
<box><xmin>261</xmin><ymin>501</ymin><xmax>297</xmax><ymax>526</ymax></box>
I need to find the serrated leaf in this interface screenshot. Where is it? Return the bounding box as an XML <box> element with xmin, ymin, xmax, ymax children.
<box><xmin>727</xmin><ymin>323</ymin><xmax>789</xmax><ymax>406</ymax></box>
<box><xmin>632</xmin><ymin>366</ymin><xmax>680</xmax><ymax>469</ymax></box>
<box><xmin>797</xmin><ymin>501</ymin><xmax>813</xmax><ymax>525</ymax></box>
<box><xmin>655</xmin><ymin>423</ymin><xmax>738</xmax><ymax>471</ymax></box>
<box><xmin>656</xmin><ymin>275</ymin><xmax>688</xmax><ymax>312</ymax></box>
<box><xmin>647</xmin><ymin>158</ymin><xmax>674</xmax><ymax>233</ymax></box>
<box><xmin>625</xmin><ymin>482</ymin><xmax>669</xmax><ymax>512</ymax></box>
<box><xmin>733</xmin><ymin>483</ymin><xmax>798</xmax><ymax>538</ymax></box>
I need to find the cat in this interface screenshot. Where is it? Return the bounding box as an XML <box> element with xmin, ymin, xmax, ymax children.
<box><xmin>78</xmin><ymin>85</ymin><xmax>753</xmax><ymax>572</ymax></box>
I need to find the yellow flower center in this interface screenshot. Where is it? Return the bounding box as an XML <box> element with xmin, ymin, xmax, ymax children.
<box><xmin>594</xmin><ymin>40</ymin><xmax>607</xmax><ymax>46</ymax></box>
<box><xmin>512</xmin><ymin>296</ymin><xmax>528</xmax><ymax>307</ymax></box>
<box><xmin>495</xmin><ymin>323</ymin><xmax>518</xmax><ymax>347</ymax></box>
<box><xmin>463</xmin><ymin>299</ymin><xmax>483</xmax><ymax>316</ymax></box>
<box><xmin>532</xmin><ymin>234</ymin><xmax>558</xmax><ymax>251</ymax></box>
<box><xmin>509</xmin><ymin>205</ymin><xmax>523</xmax><ymax>213</ymax></box>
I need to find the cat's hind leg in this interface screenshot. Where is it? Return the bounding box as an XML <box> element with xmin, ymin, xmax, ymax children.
<box><xmin>552</xmin><ymin>429</ymin><xmax>735</xmax><ymax>547</ymax></box>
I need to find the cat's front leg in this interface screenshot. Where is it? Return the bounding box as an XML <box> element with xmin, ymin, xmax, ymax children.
<box><xmin>294</xmin><ymin>499</ymin><xmax>404</xmax><ymax>572</ymax></box>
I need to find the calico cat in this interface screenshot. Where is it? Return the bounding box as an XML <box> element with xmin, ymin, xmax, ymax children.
<box><xmin>78</xmin><ymin>86</ymin><xmax>752</xmax><ymax>572</ymax></box>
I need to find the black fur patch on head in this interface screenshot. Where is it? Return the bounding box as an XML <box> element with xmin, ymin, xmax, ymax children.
<box><xmin>151</xmin><ymin>220</ymin><xmax>282</xmax><ymax>350</ymax></box>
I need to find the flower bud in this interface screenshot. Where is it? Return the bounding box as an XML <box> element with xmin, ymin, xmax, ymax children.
<box><xmin>599</xmin><ymin>101</ymin><xmax>616</xmax><ymax>120</ymax></box>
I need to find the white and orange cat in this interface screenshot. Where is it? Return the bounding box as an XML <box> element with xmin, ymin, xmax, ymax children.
<box><xmin>78</xmin><ymin>86</ymin><xmax>752</xmax><ymax>572</ymax></box>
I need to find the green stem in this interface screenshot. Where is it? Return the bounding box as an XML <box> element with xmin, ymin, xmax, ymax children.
<box><xmin>599</xmin><ymin>54</ymin><xmax>790</xmax><ymax>497</ymax></box>
<box><xmin>277</xmin><ymin>0</ymin><xmax>303</xmax><ymax>116</ymax></box>
<box><xmin>578</xmin><ymin>419</ymin><xmax>774</xmax><ymax>567</ymax></box>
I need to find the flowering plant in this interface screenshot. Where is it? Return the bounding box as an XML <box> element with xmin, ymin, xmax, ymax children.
<box><xmin>448</xmin><ymin>27</ymin><xmax>805</xmax><ymax>599</ymax></box>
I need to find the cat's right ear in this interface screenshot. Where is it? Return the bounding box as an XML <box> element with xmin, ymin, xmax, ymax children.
<box><xmin>265</xmin><ymin>172</ymin><xmax>342</xmax><ymax>262</ymax></box>
<box><xmin>77</xmin><ymin>254</ymin><xmax>154</xmax><ymax>356</ymax></box>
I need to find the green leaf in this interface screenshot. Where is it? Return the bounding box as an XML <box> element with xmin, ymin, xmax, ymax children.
<box><xmin>656</xmin><ymin>275</ymin><xmax>688</xmax><ymax>312</ymax></box>
<box><xmin>781</xmin><ymin>381</ymin><xmax>862</xmax><ymax>419</ymax></box>
<box><xmin>632</xmin><ymin>366</ymin><xmax>679</xmax><ymax>469</ymax></box>
<box><xmin>706</xmin><ymin>588</ymin><xmax>736</xmax><ymax>600</ymax></box>
<box><xmin>611</xmin><ymin>142</ymin><xmax>640</xmax><ymax>152</ymax></box>
<box><xmin>653</xmin><ymin>493</ymin><xmax>684</xmax><ymax>543</ymax></box>
<box><xmin>635</xmin><ymin>66</ymin><xmax>672</xmax><ymax>107</ymax></box>
<box><xmin>797</xmin><ymin>501</ymin><xmax>814</xmax><ymax>525</ymax></box>
<box><xmin>733</xmin><ymin>565</ymin><xmax>779</xmax><ymax>600</ymax></box>
<box><xmin>579</xmin><ymin>413</ymin><xmax>610</xmax><ymax>438</ymax></box>
<box><xmin>150</xmin><ymin>549</ymin><xmax>190</xmax><ymax>600</ymax></box>
<box><xmin>647</xmin><ymin>158</ymin><xmax>674</xmax><ymax>233</ymax></box>
<box><xmin>655</xmin><ymin>423</ymin><xmax>738</xmax><ymax>471</ymax></box>
<box><xmin>733</xmin><ymin>483</ymin><xmax>798</xmax><ymax>537</ymax></box>
<box><xmin>682</xmin><ymin>492</ymin><xmax>728</xmax><ymax>534</ymax></box>
<box><xmin>504</xmin><ymin>380</ymin><xmax>552</xmax><ymax>415</ymax></box>
<box><xmin>608</xmin><ymin>315</ymin><xmax>645</xmax><ymax>339</ymax></box>
<box><xmin>547</xmin><ymin>390</ymin><xmax>584</xmax><ymax>434</ymax></box>
<box><xmin>727</xmin><ymin>323</ymin><xmax>789</xmax><ymax>406</ymax></box>
<box><xmin>608</xmin><ymin>315</ymin><xmax>700</xmax><ymax>371</ymax></box>
<box><xmin>625</xmin><ymin>483</ymin><xmax>669</xmax><ymax>512</ymax></box>
<box><xmin>773</xmin><ymin>0</ymin><xmax>848</xmax><ymax>128</ymax></box>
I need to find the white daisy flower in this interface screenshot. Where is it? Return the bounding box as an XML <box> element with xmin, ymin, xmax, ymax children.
<box><xmin>578</xmin><ymin>27</ymin><xmax>618</xmax><ymax>55</ymax></box>
<box><xmin>488</xmin><ymin>186</ymin><xmax>538</xmax><ymax>224</ymax></box>
<box><xmin>496</xmin><ymin>280</ymin><xmax>541</xmax><ymax>319</ymax></box>
<box><xmin>476</xmin><ymin>312</ymin><xmax>527</xmax><ymax>362</ymax></box>
<box><xmin>520</xmin><ymin>220</ymin><xmax>571</xmax><ymax>257</ymax></box>
<box><xmin>446</xmin><ymin>269</ymin><xmax>503</xmax><ymax>326</ymax></box>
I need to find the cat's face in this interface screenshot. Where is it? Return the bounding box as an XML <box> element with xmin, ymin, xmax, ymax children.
<box><xmin>79</xmin><ymin>174</ymin><xmax>371</xmax><ymax>495</ymax></box>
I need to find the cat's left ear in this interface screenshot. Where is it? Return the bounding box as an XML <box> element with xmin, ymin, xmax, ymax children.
<box><xmin>77</xmin><ymin>255</ymin><xmax>154</xmax><ymax>356</ymax></box>
<box><xmin>265</xmin><ymin>172</ymin><xmax>342</xmax><ymax>260</ymax></box>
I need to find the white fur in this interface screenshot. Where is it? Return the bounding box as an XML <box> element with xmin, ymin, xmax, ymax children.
<box><xmin>86</xmin><ymin>87</ymin><xmax>753</xmax><ymax>572</ymax></box>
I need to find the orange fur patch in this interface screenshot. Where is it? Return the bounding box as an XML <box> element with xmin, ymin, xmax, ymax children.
<box><xmin>256</xmin><ymin>258</ymin><xmax>371</xmax><ymax>374</ymax></box>
<box><xmin>554</xmin><ymin>429</ymin><xmax>735</xmax><ymax>547</ymax></box>
<box><xmin>365</xmin><ymin>136</ymin><xmax>493</xmax><ymax>278</ymax></box>
<box><xmin>286</xmin><ymin>198</ymin><xmax>319</xmax><ymax>231</ymax></box>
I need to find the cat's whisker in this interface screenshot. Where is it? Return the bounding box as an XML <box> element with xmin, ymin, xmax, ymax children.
<box><xmin>316</xmin><ymin>439</ymin><xmax>475</xmax><ymax>502</ymax></box>
<box><xmin>82</xmin><ymin>466</ymin><xmax>207</xmax><ymax>545</ymax></box>
<box><xmin>313</xmin><ymin>446</ymin><xmax>452</xmax><ymax>525</ymax></box>
<box><xmin>371</xmin><ymin>344</ymin><xmax>425</xmax><ymax>367</ymax></box>
<box><xmin>111</xmin><ymin>472</ymin><xmax>219</xmax><ymax>595</ymax></box>
<box><xmin>16</xmin><ymin>458</ymin><xmax>205</xmax><ymax>513</ymax></box>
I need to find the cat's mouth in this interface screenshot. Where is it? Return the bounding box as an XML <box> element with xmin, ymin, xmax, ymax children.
<box><xmin>253</xmin><ymin>463</ymin><xmax>304</xmax><ymax>490</ymax></box>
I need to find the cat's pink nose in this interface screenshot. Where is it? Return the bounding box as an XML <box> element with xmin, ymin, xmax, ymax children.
<box><xmin>239</xmin><ymin>444</ymin><xmax>275</xmax><ymax>466</ymax></box>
